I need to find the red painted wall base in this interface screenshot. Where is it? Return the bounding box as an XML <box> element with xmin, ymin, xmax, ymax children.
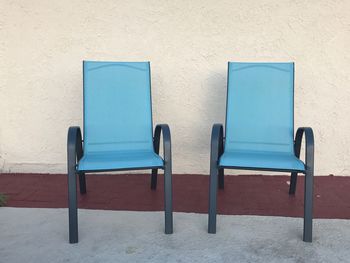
<box><xmin>0</xmin><ymin>173</ymin><xmax>348</xmax><ymax>219</ymax></box>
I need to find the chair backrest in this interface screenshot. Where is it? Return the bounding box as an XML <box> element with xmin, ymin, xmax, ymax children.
<box><xmin>225</xmin><ymin>62</ymin><xmax>294</xmax><ymax>154</ymax></box>
<box><xmin>83</xmin><ymin>61</ymin><xmax>154</xmax><ymax>153</ymax></box>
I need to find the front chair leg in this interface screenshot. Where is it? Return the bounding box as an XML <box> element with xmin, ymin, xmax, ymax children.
<box><xmin>154</xmin><ymin>124</ymin><xmax>173</xmax><ymax>234</ymax></box>
<box><xmin>303</xmin><ymin>168</ymin><xmax>314</xmax><ymax>242</ymax></box>
<box><xmin>294</xmin><ymin>126</ymin><xmax>314</xmax><ymax>242</ymax></box>
<box><xmin>208</xmin><ymin>164</ymin><xmax>218</xmax><ymax>233</ymax></box>
<box><xmin>68</xmin><ymin>169</ymin><xmax>78</xmax><ymax>243</ymax></box>
<box><xmin>67</xmin><ymin>126</ymin><xmax>83</xmax><ymax>243</ymax></box>
<box><xmin>164</xmin><ymin>162</ymin><xmax>173</xmax><ymax>234</ymax></box>
<box><xmin>208</xmin><ymin>123</ymin><xmax>223</xmax><ymax>233</ymax></box>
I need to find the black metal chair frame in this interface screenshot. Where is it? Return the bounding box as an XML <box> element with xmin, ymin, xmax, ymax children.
<box><xmin>208</xmin><ymin>124</ymin><xmax>314</xmax><ymax>242</ymax></box>
<box><xmin>67</xmin><ymin>124</ymin><xmax>173</xmax><ymax>243</ymax></box>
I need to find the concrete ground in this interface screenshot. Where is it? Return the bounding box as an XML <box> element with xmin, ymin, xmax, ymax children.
<box><xmin>1</xmin><ymin>208</ymin><xmax>350</xmax><ymax>263</ymax></box>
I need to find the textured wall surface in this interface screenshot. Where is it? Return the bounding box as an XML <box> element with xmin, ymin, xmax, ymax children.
<box><xmin>0</xmin><ymin>0</ymin><xmax>349</xmax><ymax>175</ymax></box>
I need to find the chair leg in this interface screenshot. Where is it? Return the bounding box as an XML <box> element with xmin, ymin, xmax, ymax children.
<box><xmin>164</xmin><ymin>164</ymin><xmax>173</xmax><ymax>234</ymax></box>
<box><xmin>151</xmin><ymin>168</ymin><xmax>158</xmax><ymax>190</ymax></box>
<box><xmin>218</xmin><ymin>168</ymin><xmax>224</xmax><ymax>189</ymax></box>
<box><xmin>208</xmin><ymin>165</ymin><xmax>218</xmax><ymax>233</ymax></box>
<box><xmin>68</xmin><ymin>170</ymin><xmax>78</xmax><ymax>243</ymax></box>
<box><xmin>303</xmin><ymin>169</ymin><xmax>314</xmax><ymax>242</ymax></box>
<box><xmin>79</xmin><ymin>172</ymin><xmax>86</xmax><ymax>194</ymax></box>
<box><xmin>289</xmin><ymin>172</ymin><xmax>298</xmax><ymax>194</ymax></box>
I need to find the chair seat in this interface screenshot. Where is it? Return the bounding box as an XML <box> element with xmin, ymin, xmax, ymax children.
<box><xmin>219</xmin><ymin>150</ymin><xmax>305</xmax><ymax>171</ymax></box>
<box><xmin>77</xmin><ymin>150</ymin><xmax>164</xmax><ymax>172</ymax></box>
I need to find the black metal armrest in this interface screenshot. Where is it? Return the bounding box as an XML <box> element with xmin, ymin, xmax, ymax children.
<box><xmin>67</xmin><ymin>126</ymin><xmax>83</xmax><ymax>168</ymax></box>
<box><xmin>211</xmin><ymin>124</ymin><xmax>224</xmax><ymax>167</ymax></box>
<box><xmin>153</xmin><ymin>124</ymin><xmax>171</xmax><ymax>166</ymax></box>
<box><xmin>294</xmin><ymin>127</ymin><xmax>314</xmax><ymax>170</ymax></box>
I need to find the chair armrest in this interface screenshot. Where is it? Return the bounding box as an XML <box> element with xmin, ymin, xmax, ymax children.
<box><xmin>153</xmin><ymin>124</ymin><xmax>172</xmax><ymax>165</ymax></box>
<box><xmin>211</xmin><ymin>124</ymin><xmax>224</xmax><ymax>166</ymax></box>
<box><xmin>67</xmin><ymin>126</ymin><xmax>83</xmax><ymax>170</ymax></box>
<box><xmin>294</xmin><ymin>127</ymin><xmax>314</xmax><ymax>170</ymax></box>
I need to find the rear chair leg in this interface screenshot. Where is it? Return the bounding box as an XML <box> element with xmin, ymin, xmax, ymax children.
<box><xmin>218</xmin><ymin>168</ymin><xmax>224</xmax><ymax>189</ymax></box>
<box><xmin>164</xmin><ymin>163</ymin><xmax>173</xmax><ymax>234</ymax></box>
<box><xmin>151</xmin><ymin>169</ymin><xmax>158</xmax><ymax>190</ymax></box>
<box><xmin>208</xmin><ymin>165</ymin><xmax>218</xmax><ymax>233</ymax></box>
<box><xmin>289</xmin><ymin>172</ymin><xmax>298</xmax><ymax>194</ymax></box>
<box><xmin>79</xmin><ymin>172</ymin><xmax>86</xmax><ymax>194</ymax></box>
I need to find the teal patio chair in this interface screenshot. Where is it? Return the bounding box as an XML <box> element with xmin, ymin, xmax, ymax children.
<box><xmin>67</xmin><ymin>61</ymin><xmax>173</xmax><ymax>243</ymax></box>
<box><xmin>208</xmin><ymin>62</ymin><xmax>314</xmax><ymax>242</ymax></box>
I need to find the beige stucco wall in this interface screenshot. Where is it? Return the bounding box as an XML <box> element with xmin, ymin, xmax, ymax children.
<box><xmin>0</xmin><ymin>0</ymin><xmax>349</xmax><ymax>175</ymax></box>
